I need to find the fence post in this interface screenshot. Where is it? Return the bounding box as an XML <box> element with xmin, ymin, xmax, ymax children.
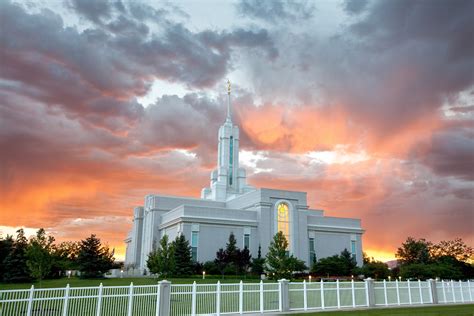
<box><xmin>428</xmin><ymin>279</ymin><xmax>437</xmax><ymax>304</ymax></box>
<box><xmin>364</xmin><ymin>278</ymin><xmax>375</xmax><ymax>307</ymax></box>
<box><xmin>407</xmin><ymin>280</ymin><xmax>412</xmax><ymax>305</ymax></box>
<box><xmin>26</xmin><ymin>285</ymin><xmax>34</xmax><ymax>316</ymax></box>
<box><xmin>259</xmin><ymin>280</ymin><xmax>264</xmax><ymax>313</ymax></box>
<box><xmin>468</xmin><ymin>280</ymin><xmax>473</xmax><ymax>302</ymax></box>
<box><xmin>191</xmin><ymin>281</ymin><xmax>197</xmax><ymax>316</ymax></box>
<box><xmin>96</xmin><ymin>283</ymin><xmax>103</xmax><ymax>316</ymax></box>
<box><xmin>395</xmin><ymin>279</ymin><xmax>400</xmax><ymax>306</ymax></box>
<box><xmin>351</xmin><ymin>279</ymin><xmax>356</xmax><ymax>308</ymax></box>
<box><xmin>320</xmin><ymin>279</ymin><xmax>325</xmax><ymax>310</ymax></box>
<box><xmin>127</xmin><ymin>282</ymin><xmax>134</xmax><ymax>316</ymax></box>
<box><xmin>278</xmin><ymin>279</ymin><xmax>289</xmax><ymax>312</ymax></box>
<box><xmin>459</xmin><ymin>281</ymin><xmax>465</xmax><ymax>303</ymax></box>
<box><xmin>383</xmin><ymin>279</ymin><xmax>388</xmax><ymax>306</ymax></box>
<box><xmin>303</xmin><ymin>280</ymin><xmax>307</xmax><ymax>311</ymax></box>
<box><xmin>216</xmin><ymin>281</ymin><xmax>221</xmax><ymax>316</ymax></box>
<box><xmin>239</xmin><ymin>281</ymin><xmax>243</xmax><ymax>314</ymax></box>
<box><xmin>157</xmin><ymin>280</ymin><xmax>171</xmax><ymax>316</ymax></box>
<box><xmin>418</xmin><ymin>280</ymin><xmax>423</xmax><ymax>304</ymax></box>
<box><xmin>336</xmin><ymin>279</ymin><xmax>341</xmax><ymax>309</ymax></box>
<box><xmin>451</xmin><ymin>280</ymin><xmax>456</xmax><ymax>302</ymax></box>
<box><xmin>442</xmin><ymin>280</ymin><xmax>447</xmax><ymax>303</ymax></box>
<box><xmin>155</xmin><ymin>283</ymin><xmax>160</xmax><ymax>316</ymax></box>
<box><xmin>63</xmin><ymin>284</ymin><xmax>70</xmax><ymax>316</ymax></box>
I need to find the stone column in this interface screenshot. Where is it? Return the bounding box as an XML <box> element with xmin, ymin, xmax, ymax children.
<box><xmin>365</xmin><ymin>278</ymin><xmax>376</xmax><ymax>307</ymax></box>
<box><xmin>279</xmin><ymin>279</ymin><xmax>290</xmax><ymax>312</ymax></box>
<box><xmin>429</xmin><ymin>279</ymin><xmax>438</xmax><ymax>304</ymax></box>
<box><xmin>157</xmin><ymin>280</ymin><xmax>171</xmax><ymax>316</ymax></box>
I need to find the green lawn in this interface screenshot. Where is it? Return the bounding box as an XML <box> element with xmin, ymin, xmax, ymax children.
<box><xmin>287</xmin><ymin>304</ymin><xmax>474</xmax><ymax>316</ymax></box>
<box><xmin>0</xmin><ymin>276</ymin><xmax>266</xmax><ymax>290</ymax></box>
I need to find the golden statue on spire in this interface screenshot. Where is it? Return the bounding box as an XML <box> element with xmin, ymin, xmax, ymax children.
<box><xmin>227</xmin><ymin>79</ymin><xmax>231</xmax><ymax>95</ymax></box>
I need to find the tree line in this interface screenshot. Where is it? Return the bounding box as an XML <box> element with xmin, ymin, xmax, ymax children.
<box><xmin>147</xmin><ymin>232</ymin><xmax>474</xmax><ymax>281</ymax></box>
<box><xmin>0</xmin><ymin>228</ymin><xmax>116</xmax><ymax>283</ymax></box>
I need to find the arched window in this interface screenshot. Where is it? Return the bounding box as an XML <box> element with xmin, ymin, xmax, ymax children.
<box><xmin>277</xmin><ymin>202</ymin><xmax>290</xmax><ymax>248</ymax></box>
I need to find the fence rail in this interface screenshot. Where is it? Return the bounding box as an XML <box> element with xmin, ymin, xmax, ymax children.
<box><xmin>0</xmin><ymin>279</ymin><xmax>473</xmax><ymax>316</ymax></box>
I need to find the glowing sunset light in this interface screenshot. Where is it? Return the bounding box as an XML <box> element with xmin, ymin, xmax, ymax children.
<box><xmin>0</xmin><ymin>0</ymin><xmax>472</xmax><ymax>265</ymax></box>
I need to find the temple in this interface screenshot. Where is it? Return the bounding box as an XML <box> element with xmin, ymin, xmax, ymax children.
<box><xmin>124</xmin><ymin>82</ymin><xmax>364</xmax><ymax>272</ymax></box>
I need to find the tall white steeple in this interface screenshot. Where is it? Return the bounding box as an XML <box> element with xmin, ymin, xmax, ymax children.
<box><xmin>201</xmin><ymin>80</ymin><xmax>255</xmax><ymax>201</ymax></box>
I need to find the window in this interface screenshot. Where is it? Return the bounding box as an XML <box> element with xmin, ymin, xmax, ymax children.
<box><xmin>351</xmin><ymin>240</ymin><xmax>356</xmax><ymax>260</ymax></box>
<box><xmin>191</xmin><ymin>231</ymin><xmax>199</xmax><ymax>262</ymax></box>
<box><xmin>309</xmin><ymin>238</ymin><xmax>316</xmax><ymax>263</ymax></box>
<box><xmin>277</xmin><ymin>202</ymin><xmax>290</xmax><ymax>249</ymax></box>
<box><xmin>229</xmin><ymin>136</ymin><xmax>233</xmax><ymax>185</ymax></box>
<box><xmin>244</xmin><ymin>234</ymin><xmax>250</xmax><ymax>249</ymax></box>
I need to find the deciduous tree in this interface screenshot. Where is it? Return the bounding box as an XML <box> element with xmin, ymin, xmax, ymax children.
<box><xmin>147</xmin><ymin>235</ymin><xmax>175</xmax><ymax>277</ymax></box>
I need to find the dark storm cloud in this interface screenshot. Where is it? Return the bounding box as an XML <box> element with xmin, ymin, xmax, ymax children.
<box><xmin>69</xmin><ymin>0</ymin><xmax>112</xmax><ymax>24</ymax></box>
<box><xmin>343</xmin><ymin>0</ymin><xmax>368</xmax><ymax>15</ymax></box>
<box><xmin>237</xmin><ymin>0</ymin><xmax>315</xmax><ymax>23</ymax></box>
<box><xmin>0</xmin><ymin>0</ymin><xmax>276</xmax><ymax>129</ymax></box>
<box><xmin>417</xmin><ymin>124</ymin><xmax>474</xmax><ymax>181</ymax></box>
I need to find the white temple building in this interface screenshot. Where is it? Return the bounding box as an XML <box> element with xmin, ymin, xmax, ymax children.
<box><xmin>125</xmin><ymin>83</ymin><xmax>364</xmax><ymax>272</ymax></box>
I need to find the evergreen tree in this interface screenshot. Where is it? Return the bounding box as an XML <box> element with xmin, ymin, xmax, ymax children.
<box><xmin>311</xmin><ymin>249</ymin><xmax>357</xmax><ymax>277</ymax></box>
<box><xmin>3</xmin><ymin>229</ymin><xmax>31</xmax><ymax>282</ymax></box>
<box><xmin>237</xmin><ymin>246</ymin><xmax>252</xmax><ymax>274</ymax></box>
<box><xmin>251</xmin><ymin>245</ymin><xmax>265</xmax><ymax>275</ymax></box>
<box><xmin>77</xmin><ymin>234</ymin><xmax>114</xmax><ymax>278</ymax></box>
<box><xmin>215</xmin><ymin>248</ymin><xmax>227</xmax><ymax>278</ymax></box>
<box><xmin>172</xmin><ymin>235</ymin><xmax>193</xmax><ymax>276</ymax></box>
<box><xmin>225</xmin><ymin>232</ymin><xmax>239</xmax><ymax>271</ymax></box>
<box><xmin>265</xmin><ymin>231</ymin><xmax>306</xmax><ymax>280</ymax></box>
<box><xmin>26</xmin><ymin>228</ymin><xmax>55</xmax><ymax>283</ymax></box>
<box><xmin>0</xmin><ymin>235</ymin><xmax>14</xmax><ymax>281</ymax></box>
<box><xmin>147</xmin><ymin>235</ymin><xmax>175</xmax><ymax>277</ymax></box>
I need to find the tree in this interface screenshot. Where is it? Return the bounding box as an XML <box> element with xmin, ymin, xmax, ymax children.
<box><xmin>172</xmin><ymin>235</ymin><xmax>193</xmax><ymax>276</ymax></box>
<box><xmin>311</xmin><ymin>249</ymin><xmax>357</xmax><ymax>277</ymax></box>
<box><xmin>430</xmin><ymin>238</ymin><xmax>474</xmax><ymax>263</ymax></box>
<box><xmin>396</xmin><ymin>237</ymin><xmax>432</xmax><ymax>265</ymax></box>
<box><xmin>265</xmin><ymin>231</ymin><xmax>306</xmax><ymax>280</ymax></box>
<box><xmin>3</xmin><ymin>229</ymin><xmax>31</xmax><ymax>282</ymax></box>
<box><xmin>215</xmin><ymin>248</ymin><xmax>228</xmax><ymax>278</ymax></box>
<box><xmin>26</xmin><ymin>228</ymin><xmax>54</xmax><ymax>284</ymax></box>
<box><xmin>0</xmin><ymin>234</ymin><xmax>14</xmax><ymax>281</ymax></box>
<box><xmin>225</xmin><ymin>232</ymin><xmax>239</xmax><ymax>274</ymax></box>
<box><xmin>77</xmin><ymin>234</ymin><xmax>114</xmax><ymax>278</ymax></box>
<box><xmin>251</xmin><ymin>245</ymin><xmax>265</xmax><ymax>275</ymax></box>
<box><xmin>52</xmin><ymin>241</ymin><xmax>80</xmax><ymax>276</ymax></box>
<box><xmin>237</xmin><ymin>247</ymin><xmax>252</xmax><ymax>275</ymax></box>
<box><xmin>147</xmin><ymin>235</ymin><xmax>175</xmax><ymax>277</ymax></box>
<box><xmin>356</xmin><ymin>259</ymin><xmax>390</xmax><ymax>279</ymax></box>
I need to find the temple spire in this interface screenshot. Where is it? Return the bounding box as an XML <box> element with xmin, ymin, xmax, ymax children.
<box><xmin>226</xmin><ymin>79</ymin><xmax>232</xmax><ymax>123</ymax></box>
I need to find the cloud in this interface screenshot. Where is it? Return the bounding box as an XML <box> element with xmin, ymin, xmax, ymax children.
<box><xmin>0</xmin><ymin>0</ymin><xmax>472</xmax><ymax>261</ymax></box>
<box><xmin>237</xmin><ymin>0</ymin><xmax>315</xmax><ymax>23</ymax></box>
<box><xmin>343</xmin><ymin>0</ymin><xmax>368</xmax><ymax>15</ymax></box>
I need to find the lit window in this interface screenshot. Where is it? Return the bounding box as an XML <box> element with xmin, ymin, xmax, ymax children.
<box><xmin>191</xmin><ymin>231</ymin><xmax>199</xmax><ymax>261</ymax></box>
<box><xmin>277</xmin><ymin>202</ymin><xmax>290</xmax><ymax>248</ymax></box>
<box><xmin>309</xmin><ymin>238</ymin><xmax>316</xmax><ymax>263</ymax></box>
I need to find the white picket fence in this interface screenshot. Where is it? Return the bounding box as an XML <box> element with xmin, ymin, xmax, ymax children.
<box><xmin>0</xmin><ymin>279</ymin><xmax>473</xmax><ymax>316</ymax></box>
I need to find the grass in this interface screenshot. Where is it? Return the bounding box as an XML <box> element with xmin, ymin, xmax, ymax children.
<box><xmin>286</xmin><ymin>304</ymin><xmax>474</xmax><ymax>316</ymax></box>
<box><xmin>0</xmin><ymin>276</ymin><xmax>267</xmax><ymax>290</ymax></box>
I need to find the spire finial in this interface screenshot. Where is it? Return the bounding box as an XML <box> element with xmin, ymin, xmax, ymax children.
<box><xmin>226</xmin><ymin>79</ymin><xmax>232</xmax><ymax>122</ymax></box>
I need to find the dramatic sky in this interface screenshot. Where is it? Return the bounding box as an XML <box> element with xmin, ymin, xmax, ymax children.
<box><xmin>1</xmin><ymin>0</ymin><xmax>473</xmax><ymax>262</ymax></box>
